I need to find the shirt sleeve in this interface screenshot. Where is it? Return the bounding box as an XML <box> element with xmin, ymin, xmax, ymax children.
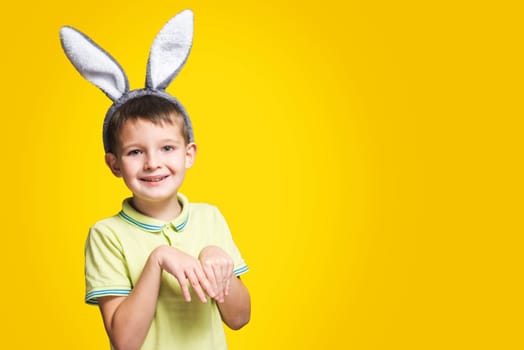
<box><xmin>211</xmin><ymin>207</ymin><xmax>249</xmax><ymax>276</ymax></box>
<box><xmin>84</xmin><ymin>223</ymin><xmax>132</xmax><ymax>305</ymax></box>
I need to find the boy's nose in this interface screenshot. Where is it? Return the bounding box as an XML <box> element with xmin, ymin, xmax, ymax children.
<box><xmin>144</xmin><ymin>153</ymin><xmax>161</xmax><ymax>169</ymax></box>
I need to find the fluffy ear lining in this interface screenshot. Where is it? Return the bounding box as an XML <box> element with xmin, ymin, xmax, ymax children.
<box><xmin>60</xmin><ymin>26</ymin><xmax>129</xmax><ymax>101</ymax></box>
<box><xmin>146</xmin><ymin>9</ymin><xmax>194</xmax><ymax>90</ymax></box>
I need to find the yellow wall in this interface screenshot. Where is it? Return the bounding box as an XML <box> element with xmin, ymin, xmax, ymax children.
<box><xmin>0</xmin><ymin>0</ymin><xmax>522</xmax><ymax>348</ymax></box>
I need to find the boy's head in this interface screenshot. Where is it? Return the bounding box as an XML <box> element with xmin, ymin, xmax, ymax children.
<box><xmin>61</xmin><ymin>10</ymin><xmax>200</xmax><ymax>207</ymax></box>
<box><xmin>106</xmin><ymin>95</ymin><xmax>191</xmax><ymax>155</ymax></box>
<box><xmin>104</xmin><ymin>94</ymin><xmax>197</xmax><ymax>203</ymax></box>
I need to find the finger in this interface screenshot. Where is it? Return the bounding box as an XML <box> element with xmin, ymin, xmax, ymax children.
<box><xmin>200</xmin><ymin>263</ymin><xmax>218</xmax><ymax>298</ymax></box>
<box><xmin>222</xmin><ymin>260</ymin><xmax>233</xmax><ymax>297</ymax></box>
<box><xmin>212</xmin><ymin>264</ymin><xmax>225</xmax><ymax>302</ymax></box>
<box><xmin>195</xmin><ymin>265</ymin><xmax>216</xmax><ymax>299</ymax></box>
<box><xmin>224</xmin><ymin>276</ymin><xmax>231</xmax><ymax>297</ymax></box>
<box><xmin>174</xmin><ymin>272</ymin><xmax>192</xmax><ymax>302</ymax></box>
<box><xmin>205</xmin><ymin>262</ymin><xmax>223</xmax><ymax>302</ymax></box>
<box><xmin>219</xmin><ymin>264</ymin><xmax>229</xmax><ymax>299</ymax></box>
<box><xmin>187</xmin><ymin>270</ymin><xmax>208</xmax><ymax>303</ymax></box>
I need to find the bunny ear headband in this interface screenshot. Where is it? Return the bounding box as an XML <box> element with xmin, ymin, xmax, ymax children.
<box><xmin>59</xmin><ymin>9</ymin><xmax>195</xmax><ymax>152</ymax></box>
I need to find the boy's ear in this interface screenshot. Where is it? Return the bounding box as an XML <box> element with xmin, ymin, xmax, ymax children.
<box><xmin>105</xmin><ymin>153</ymin><xmax>122</xmax><ymax>177</ymax></box>
<box><xmin>185</xmin><ymin>143</ymin><xmax>197</xmax><ymax>169</ymax></box>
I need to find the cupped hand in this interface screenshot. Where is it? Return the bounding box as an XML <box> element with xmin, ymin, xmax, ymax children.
<box><xmin>199</xmin><ymin>246</ymin><xmax>234</xmax><ymax>303</ymax></box>
<box><xmin>155</xmin><ymin>246</ymin><xmax>216</xmax><ymax>303</ymax></box>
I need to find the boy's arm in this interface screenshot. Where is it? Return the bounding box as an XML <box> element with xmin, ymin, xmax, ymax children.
<box><xmin>98</xmin><ymin>246</ymin><xmax>215</xmax><ymax>350</ymax></box>
<box><xmin>199</xmin><ymin>246</ymin><xmax>251</xmax><ymax>330</ymax></box>
<box><xmin>216</xmin><ymin>276</ymin><xmax>251</xmax><ymax>330</ymax></box>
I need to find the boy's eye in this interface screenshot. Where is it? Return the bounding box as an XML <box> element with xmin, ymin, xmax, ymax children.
<box><xmin>127</xmin><ymin>149</ymin><xmax>142</xmax><ymax>156</ymax></box>
<box><xmin>162</xmin><ymin>145</ymin><xmax>175</xmax><ymax>151</ymax></box>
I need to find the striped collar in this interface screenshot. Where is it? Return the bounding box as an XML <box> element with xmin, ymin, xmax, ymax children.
<box><xmin>118</xmin><ymin>193</ymin><xmax>190</xmax><ymax>233</ymax></box>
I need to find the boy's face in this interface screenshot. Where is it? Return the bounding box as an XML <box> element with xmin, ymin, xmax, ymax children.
<box><xmin>105</xmin><ymin>117</ymin><xmax>196</xmax><ymax>206</ymax></box>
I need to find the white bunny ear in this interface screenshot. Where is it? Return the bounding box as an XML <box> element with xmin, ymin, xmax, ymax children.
<box><xmin>146</xmin><ymin>9</ymin><xmax>194</xmax><ymax>90</ymax></box>
<box><xmin>60</xmin><ymin>26</ymin><xmax>129</xmax><ymax>101</ymax></box>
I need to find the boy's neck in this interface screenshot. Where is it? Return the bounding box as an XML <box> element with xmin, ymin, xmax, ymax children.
<box><xmin>130</xmin><ymin>195</ymin><xmax>182</xmax><ymax>222</ymax></box>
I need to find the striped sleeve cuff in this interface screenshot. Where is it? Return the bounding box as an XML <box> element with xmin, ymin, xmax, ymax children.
<box><xmin>85</xmin><ymin>289</ymin><xmax>132</xmax><ymax>305</ymax></box>
<box><xmin>234</xmin><ymin>265</ymin><xmax>249</xmax><ymax>276</ymax></box>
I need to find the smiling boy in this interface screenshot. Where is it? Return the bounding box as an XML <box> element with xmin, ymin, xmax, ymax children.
<box><xmin>85</xmin><ymin>95</ymin><xmax>250</xmax><ymax>350</ymax></box>
<box><xmin>60</xmin><ymin>10</ymin><xmax>250</xmax><ymax>349</ymax></box>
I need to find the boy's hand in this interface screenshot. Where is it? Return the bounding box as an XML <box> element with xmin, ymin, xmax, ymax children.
<box><xmin>199</xmin><ymin>246</ymin><xmax>234</xmax><ymax>303</ymax></box>
<box><xmin>154</xmin><ymin>246</ymin><xmax>216</xmax><ymax>303</ymax></box>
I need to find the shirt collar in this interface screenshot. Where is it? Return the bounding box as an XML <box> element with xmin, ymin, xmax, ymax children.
<box><xmin>118</xmin><ymin>193</ymin><xmax>190</xmax><ymax>233</ymax></box>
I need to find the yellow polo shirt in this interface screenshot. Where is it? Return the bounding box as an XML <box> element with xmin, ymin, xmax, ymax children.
<box><xmin>85</xmin><ymin>193</ymin><xmax>248</xmax><ymax>350</ymax></box>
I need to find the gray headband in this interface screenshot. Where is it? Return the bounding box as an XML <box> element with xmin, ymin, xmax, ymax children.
<box><xmin>59</xmin><ymin>9</ymin><xmax>195</xmax><ymax>152</ymax></box>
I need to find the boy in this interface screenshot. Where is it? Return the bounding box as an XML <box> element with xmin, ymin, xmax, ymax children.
<box><xmin>59</xmin><ymin>10</ymin><xmax>250</xmax><ymax>350</ymax></box>
<box><xmin>86</xmin><ymin>95</ymin><xmax>250</xmax><ymax>349</ymax></box>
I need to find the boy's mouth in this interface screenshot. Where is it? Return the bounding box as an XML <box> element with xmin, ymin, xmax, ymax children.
<box><xmin>140</xmin><ymin>175</ymin><xmax>169</xmax><ymax>183</ymax></box>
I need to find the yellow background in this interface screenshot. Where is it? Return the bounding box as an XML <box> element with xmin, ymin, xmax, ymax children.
<box><xmin>1</xmin><ymin>0</ymin><xmax>523</xmax><ymax>348</ymax></box>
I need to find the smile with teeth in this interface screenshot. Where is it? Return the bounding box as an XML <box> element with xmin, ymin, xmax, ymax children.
<box><xmin>141</xmin><ymin>175</ymin><xmax>169</xmax><ymax>183</ymax></box>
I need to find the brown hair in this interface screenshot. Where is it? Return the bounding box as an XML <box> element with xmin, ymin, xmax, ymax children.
<box><xmin>106</xmin><ymin>95</ymin><xmax>190</xmax><ymax>153</ymax></box>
